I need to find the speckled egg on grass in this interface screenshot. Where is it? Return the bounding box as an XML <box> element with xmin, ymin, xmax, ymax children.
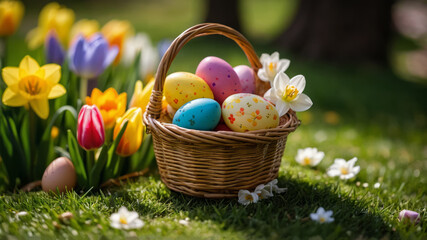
<box><xmin>164</xmin><ymin>72</ymin><xmax>214</xmax><ymax>109</ymax></box>
<box><xmin>222</xmin><ymin>93</ymin><xmax>280</xmax><ymax>132</ymax></box>
<box><xmin>196</xmin><ymin>56</ymin><xmax>242</xmax><ymax>104</ymax></box>
<box><xmin>172</xmin><ymin>98</ymin><xmax>221</xmax><ymax>131</ymax></box>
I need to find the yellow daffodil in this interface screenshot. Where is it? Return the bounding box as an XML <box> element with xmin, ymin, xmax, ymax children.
<box><xmin>129</xmin><ymin>79</ymin><xmax>154</xmax><ymax>114</ymax></box>
<box><xmin>69</xmin><ymin>19</ymin><xmax>99</xmax><ymax>43</ymax></box>
<box><xmin>101</xmin><ymin>20</ymin><xmax>133</xmax><ymax>64</ymax></box>
<box><xmin>1</xmin><ymin>55</ymin><xmax>66</xmax><ymax>119</ymax></box>
<box><xmin>26</xmin><ymin>2</ymin><xmax>74</xmax><ymax>49</ymax></box>
<box><xmin>0</xmin><ymin>0</ymin><xmax>24</xmax><ymax>36</ymax></box>
<box><xmin>113</xmin><ymin>107</ymin><xmax>144</xmax><ymax>157</ymax></box>
<box><xmin>85</xmin><ymin>88</ymin><xmax>127</xmax><ymax>129</ymax></box>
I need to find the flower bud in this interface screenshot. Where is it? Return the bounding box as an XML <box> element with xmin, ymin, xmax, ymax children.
<box><xmin>45</xmin><ymin>30</ymin><xmax>65</xmax><ymax>65</ymax></box>
<box><xmin>113</xmin><ymin>107</ymin><xmax>144</xmax><ymax>157</ymax></box>
<box><xmin>398</xmin><ymin>210</ymin><xmax>420</xmax><ymax>224</ymax></box>
<box><xmin>77</xmin><ymin>105</ymin><xmax>105</xmax><ymax>150</ymax></box>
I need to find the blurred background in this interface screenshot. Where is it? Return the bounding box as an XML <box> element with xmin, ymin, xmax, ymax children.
<box><xmin>8</xmin><ymin>0</ymin><xmax>427</xmax><ymax>187</ymax></box>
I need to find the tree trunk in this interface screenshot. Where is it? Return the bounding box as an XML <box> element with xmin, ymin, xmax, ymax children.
<box><xmin>205</xmin><ymin>0</ymin><xmax>241</xmax><ymax>31</ymax></box>
<box><xmin>275</xmin><ymin>0</ymin><xmax>393</xmax><ymax>64</ymax></box>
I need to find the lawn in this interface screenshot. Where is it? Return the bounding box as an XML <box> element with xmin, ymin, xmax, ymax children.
<box><xmin>1</xmin><ymin>0</ymin><xmax>426</xmax><ymax>239</ymax></box>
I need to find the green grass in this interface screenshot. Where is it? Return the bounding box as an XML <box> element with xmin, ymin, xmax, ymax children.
<box><xmin>1</xmin><ymin>0</ymin><xmax>427</xmax><ymax>239</ymax></box>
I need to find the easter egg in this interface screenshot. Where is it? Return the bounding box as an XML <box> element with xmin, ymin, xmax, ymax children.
<box><xmin>42</xmin><ymin>157</ymin><xmax>76</xmax><ymax>193</ymax></box>
<box><xmin>164</xmin><ymin>72</ymin><xmax>214</xmax><ymax>109</ymax></box>
<box><xmin>222</xmin><ymin>93</ymin><xmax>279</xmax><ymax>132</ymax></box>
<box><xmin>196</xmin><ymin>56</ymin><xmax>242</xmax><ymax>104</ymax></box>
<box><xmin>234</xmin><ymin>65</ymin><xmax>256</xmax><ymax>94</ymax></box>
<box><xmin>173</xmin><ymin>98</ymin><xmax>221</xmax><ymax>131</ymax></box>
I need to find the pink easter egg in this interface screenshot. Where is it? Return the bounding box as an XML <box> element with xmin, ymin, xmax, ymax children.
<box><xmin>196</xmin><ymin>56</ymin><xmax>242</xmax><ymax>104</ymax></box>
<box><xmin>234</xmin><ymin>65</ymin><xmax>256</xmax><ymax>94</ymax></box>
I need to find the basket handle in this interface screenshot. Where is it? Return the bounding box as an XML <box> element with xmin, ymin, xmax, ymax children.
<box><xmin>146</xmin><ymin>23</ymin><xmax>265</xmax><ymax>120</ymax></box>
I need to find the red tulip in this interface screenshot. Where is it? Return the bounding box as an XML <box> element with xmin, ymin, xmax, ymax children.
<box><xmin>77</xmin><ymin>105</ymin><xmax>105</xmax><ymax>150</ymax></box>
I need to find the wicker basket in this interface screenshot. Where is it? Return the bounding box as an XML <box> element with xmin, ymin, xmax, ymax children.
<box><xmin>143</xmin><ymin>23</ymin><xmax>300</xmax><ymax>198</ymax></box>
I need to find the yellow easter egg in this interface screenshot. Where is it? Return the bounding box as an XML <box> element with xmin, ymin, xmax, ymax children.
<box><xmin>222</xmin><ymin>93</ymin><xmax>279</xmax><ymax>132</ymax></box>
<box><xmin>164</xmin><ymin>72</ymin><xmax>214</xmax><ymax>109</ymax></box>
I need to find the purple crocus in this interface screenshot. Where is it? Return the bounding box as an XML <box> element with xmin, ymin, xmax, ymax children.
<box><xmin>45</xmin><ymin>30</ymin><xmax>65</xmax><ymax>65</ymax></box>
<box><xmin>398</xmin><ymin>210</ymin><xmax>420</xmax><ymax>224</ymax></box>
<box><xmin>69</xmin><ymin>33</ymin><xmax>118</xmax><ymax>79</ymax></box>
<box><xmin>157</xmin><ymin>39</ymin><xmax>172</xmax><ymax>58</ymax></box>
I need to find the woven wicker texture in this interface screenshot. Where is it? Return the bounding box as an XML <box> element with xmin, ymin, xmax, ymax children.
<box><xmin>143</xmin><ymin>23</ymin><xmax>300</xmax><ymax>198</ymax></box>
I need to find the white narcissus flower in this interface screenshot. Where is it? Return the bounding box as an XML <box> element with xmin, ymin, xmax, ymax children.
<box><xmin>110</xmin><ymin>206</ymin><xmax>144</xmax><ymax>230</ymax></box>
<box><xmin>295</xmin><ymin>147</ymin><xmax>325</xmax><ymax>167</ymax></box>
<box><xmin>139</xmin><ymin>42</ymin><xmax>159</xmax><ymax>82</ymax></box>
<box><xmin>238</xmin><ymin>190</ymin><xmax>259</xmax><ymax>205</ymax></box>
<box><xmin>258</xmin><ymin>52</ymin><xmax>290</xmax><ymax>83</ymax></box>
<box><xmin>122</xmin><ymin>33</ymin><xmax>151</xmax><ymax>66</ymax></box>
<box><xmin>264</xmin><ymin>72</ymin><xmax>313</xmax><ymax>117</ymax></box>
<box><xmin>265</xmin><ymin>179</ymin><xmax>287</xmax><ymax>194</ymax></box>
<box><xmin>254</xmin><ymin>184</ymin><xmax>273</xmax><ymax>200</ymax></box>
<box><xmin>327</xmin><ymin>157</ymin><xmax>360</xmax><ymax>180</ymax></box>
<box><xmin>310</xmin><ymin>207</ymin><xmax>334</xmax><ymax>223</ymax></box>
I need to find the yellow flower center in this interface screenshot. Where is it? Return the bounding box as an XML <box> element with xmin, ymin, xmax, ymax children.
<box><xmin>19</xmin><ymin>75</ymin><xmax>46</xmax><ymax>96</ymax></box>
<box><xmin>303</xmin><ymin>157</ymin><xmax>311</xmax><ymax>166</ymax></box>
<box><xmin>283</xmin><ymin>85</ymin><xmax>299</xmax><ymax>102</ymax></box>
<box><xmin>119</xmin><ymin>216</ymin><xmax>128</xmax><ymax>225</ymax></box>
<box><xmin>268</xmin><ymin>62</ymin><xmax>276</xmax><ymax>72</ymax></box>
<box><xmin>319</xmin><ymin>217</ymin><xmax>326</xmax><ymax>223</ymax></box>
<box><xmin>245</xmin><ymin>194</ymin><xmax>253</xmax><ymax>201</ymax></box>
<box><xmin>340</xmin><ymin>167</ymin><xmax>349</xmax><ymax>175</ymax></box>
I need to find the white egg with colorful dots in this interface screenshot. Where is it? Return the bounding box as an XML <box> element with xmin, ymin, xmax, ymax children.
<box><xmin>222</xmin><ymin>93</ymin><xmax>279</xmax><ymax>132</ymax></box>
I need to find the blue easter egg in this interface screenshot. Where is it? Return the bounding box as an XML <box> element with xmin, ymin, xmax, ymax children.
<box><xmin>172</xmin><ymin>98</ymin><xmax>221</xmax><ymax>131</ymax></box>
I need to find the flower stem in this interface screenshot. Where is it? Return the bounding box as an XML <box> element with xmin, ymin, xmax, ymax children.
<box><xmin>29</xmin><ymin>108</ymin><xmax>37</xmax><ymax>180</ymax></box>
<box><xmin>86</xmin><ymin>150</ymin><xmax>95</xmax><ymax>177</ymax></box>
<box><xmin>80</xmin><ymin>77</ymin><xmax>88</xmax><ymax>102</ymax></box>
<box><xmin>0</xmin><ymin>37</ymin><xmax>6</xmax><ymax>69</ymax></box>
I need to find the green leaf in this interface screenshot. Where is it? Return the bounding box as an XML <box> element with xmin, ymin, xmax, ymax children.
<box><xmin>101</xmin><ymin>121</ymin><xmax>129</xmax><ymax>182</ymax></box>
<box><xmin>129</xmin><ymin>134</ymin><xmax>153</xmax><ymax>172</ymax></box>
<box><xmin>67</xmin><ymin>130</ymin><xmax>87</xmax><ymax>188</ymax></box>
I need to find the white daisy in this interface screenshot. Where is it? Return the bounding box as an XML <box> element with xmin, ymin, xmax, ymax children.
<box><xmin>264</xmin><ymin>72</ymin><xmax>313</xmax><ymax>117</ymax></box>
<box><xmin>310</xmin><ymin>207</ymin><xmax>334</xmax><ymax>223</ymax></box>
<box><xmin>110</xmin><ymin>206</ymin><xmax>144</xmax><ymax>230</ymax></box>
<box><xmin>295</xmin><ymin>147</ymin><xmax>325</xmax><ymax>167</ymax></box>
<box><xmin>327</xmin><ymin>157</ymin><xmax>360</xmax><ymax>180</ymax></box>
<box><xmin>258</xmin><ymin>52</ymin><xmax>290</xmax><ymax>84</ymax></box>
<box><xmin>238</xmin><ymin>190</ymin><xmax>259</xmax><ymax>205</ymax></box>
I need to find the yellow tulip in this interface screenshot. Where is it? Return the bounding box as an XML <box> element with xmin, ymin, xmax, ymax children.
<box><xmin>85</xmin><ymin>88</ymin><xmax>126</xmax><ymax>129</ymax></box>
<box><xmin>1</xmin><ymin>55</ymin><xmax>66</xmax><ymax>119</ymax></box>
<box><xmin>129</xmin><ymin>79</ymin><xmax>154</xmax><ymax>114</ymax></box>
<box><xmin>69</xmin><ymin>19</ymin><xmax>99</xmax><ymax>43</ymax></box>
<box><xmin>26</xmin><ymin>2</ymin><xmax>74</xmax><ymax>49</ymax></box>
<box><xmin>0</xmin><ymin>0</ymin><xmax>24</xmax><ymax>36</ymax></box>
<box><xmin>101</xmin><ymin>20</ymin><xmax>133</xmax><ymax>64</ymax></box>
<box><xmin>113</xmin><ymin>107</ymin><xmax>144</xmax><ymax>157</ymax></box>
